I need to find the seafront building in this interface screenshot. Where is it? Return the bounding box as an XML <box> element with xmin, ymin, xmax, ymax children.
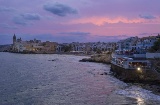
<box><xmin>116</xmin><ymin>35</ymin><xmax>160</xmax><ymax>54</ymax></box>
<box><xmin>12</xmin><ymin>34</ymin><xmax>57</xmax><ymax>53</ymax></box>
<box><xmin>12</xmin><ymin>34</ymin><xmax>116</xmax><ymax>54</ymax></box>
<box><xmin>73</xmin><ymin>42</ymin><xmax>116</xmax><ymax>54</ymax></box>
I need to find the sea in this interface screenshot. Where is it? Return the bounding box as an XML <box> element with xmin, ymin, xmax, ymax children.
<box><xmin>0</xmin><ymin>52</ymin><xmax>160</xmax><ymax>105</ymax></box>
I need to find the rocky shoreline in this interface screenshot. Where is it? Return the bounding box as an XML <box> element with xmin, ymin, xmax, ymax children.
<box><xmin>80</xmin><ymin>53</ymin><xmax>160</xmax><ymax>94</ymax></box>
<box><xmin>132</xmin><ymin>83</ymin><xmax>160</xmax><ymax>95</ymax></box>
<box><xmin>79</xmin><ymin>52</ymin><xmax>112</xmax><ymax>64</ymax></box>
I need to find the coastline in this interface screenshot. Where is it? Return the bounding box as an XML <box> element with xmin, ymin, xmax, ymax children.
<box><xmin>2</xmin><ymin>52</ymin><xmax>160</xmax><ymax>95</ymax></box>
<box><xmin>79</xmin><ymin>53</ymin><xmax>160</xmax><ymax>94</ymax></box>
<box><xmin>1</xmin><ymin>51</ymin><xmax>91</xmax><ymax>57</ymax></box>
<box><xmin>6</xmin><ymin>51</ymin><xmax>88</xmax><ymax>55</ymax></box>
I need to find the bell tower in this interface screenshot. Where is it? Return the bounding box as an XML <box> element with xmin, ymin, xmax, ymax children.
<box><xmin>13</xmin><ymin>34</ymin><xmax>16</xmax><ymax>45</ymax></box>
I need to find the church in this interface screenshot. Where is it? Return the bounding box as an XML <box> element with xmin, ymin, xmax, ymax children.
<box><xmin>12</xmin><ymin>34</ymin><xmax>57</xmax><ymax>53</ymax></box>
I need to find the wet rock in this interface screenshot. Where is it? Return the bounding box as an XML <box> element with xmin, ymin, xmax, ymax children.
<box><xmin>104</xmin><ymin>72</ymin><xmax>108</xmax><ymax>75</ymax></box>
<box><xmin>48</xmin><ymin>59</ymin><xmax>55</xmax><ymax>61</ymax></box>
<box><xmin>79</xmin><ymin>58</ymin><xmax>92</xmax><ymax>62</ymax></box>
<box><xmin>100</xmin><ymin>72</ymin><xmax>108</xmax><ymax>75</ymax></box>
<box><xmin>34</xmin><ymin>87</ymin><xmax>38</xmax><ymax>89</ymax></box>
<box><xmin>48</xmin><ymin>59</ymin><xmax>58</xmax><ymax>61</ymax></box>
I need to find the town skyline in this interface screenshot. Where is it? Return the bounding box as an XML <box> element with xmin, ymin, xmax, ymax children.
<box><xmin>0</xmin><ymin>0</ymin><xmax>160</xmax><ymax>44</ymax></box>
<box><xmin>8</xmin><ymin>34</ymin><xmax>160</xmax><ymax>53</ymax></box>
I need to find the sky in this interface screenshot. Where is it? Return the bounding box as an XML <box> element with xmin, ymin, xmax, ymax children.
<box><xmin>0</xmin><ymin>0</ymin><xmax>160</xmax><ymax>44</ymax></box>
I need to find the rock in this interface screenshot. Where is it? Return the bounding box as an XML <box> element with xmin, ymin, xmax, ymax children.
<box><xmin>34</xmin><ymin>87</ymin><xmax>38</xmax><ymax>89</ymax></box>
<box><xmin>48</xmin><ymin>59</ymin><xmax>58</xmax><ymax>61</ymax></box>
<box><xmin>80</xmin><ymin>53</ymin><xmax>112</xmax><ymax>64</ymax></box>
<box><xmin>99</xmin><ymin>72</ymin><xmax>108</xmax><ymax>75</ymax></box>
<box><xmin>104</xmin><ymin>72</ymin><xmax>108</xmax><ymax>75</ymax></box>
<box><xmin>79</xmin><ymin>58</ymin><xmax>91</xmax><ymax>62</ymax></box>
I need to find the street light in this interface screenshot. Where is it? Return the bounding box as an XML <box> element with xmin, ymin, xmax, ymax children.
<box><xmin>137</xmin><ymin>67</ymin><xmax>141</xmax><ymax>71</ymax></box>
<box><xmin>137</xmin><ymin>67</ymin><xmax>142</xmax><ymax>73</ymax></box>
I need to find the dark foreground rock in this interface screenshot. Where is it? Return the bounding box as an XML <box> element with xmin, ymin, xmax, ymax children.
<box><xmin>149</xmin><ymin>59</ymin><xmax>160</xmax><ymax>73</ymax></box>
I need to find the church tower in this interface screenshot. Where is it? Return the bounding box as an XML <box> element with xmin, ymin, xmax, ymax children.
<box><xmin>12</xmin><ymin>34</ymin><xmax>17</xmax><ymax>51</ymax></box>
<box><xmin>13</xmin><ymin>34</ymin><xmax>16</xmax><ymax>45</ymax></box>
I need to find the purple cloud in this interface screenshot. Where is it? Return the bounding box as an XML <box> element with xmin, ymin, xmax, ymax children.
<box><xmin>12</xmin><ymin>13</ymin><xmax>41</xmax><ymax>25</ymax></box>
<box><xmin>21</xmin><ymin>13</ymin><xmax>40</xmax><ymax>20</ymax></box>
<box><xmin>0</xmin><ymin>6</ymin><xmax>15</xmax><ymax>12</ymax></box>
<box><xmin>0</xmin><ymin>23</ymin><xmax>17</xmax><ymax>29</ymax></box>
<box><xmin>139</xmin><ymin>14</ymin><xmax>156</xmax><ymax>19</ymax></box>
<box><xmin>43</xmin><ymin>2</ymin><xmax>78</xmax><ymax>17</ymax></box>
<box><xmin>59</xmin><ymin>32</ymin><xmax>90</xmax><ymax>36</ymax></box>
<box><xmin>12</xmin><ymin>15</ymin><xmax>27</xmax><ymax>25</ymax></box>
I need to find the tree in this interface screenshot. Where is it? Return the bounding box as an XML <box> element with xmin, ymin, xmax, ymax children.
<box><xmin>149</xmin><ymin>38</ymin><xmax>160</xmax><ymax>52</ymax></box>
<box><xmin>62</xmin><ymin>45</ymin><xmax>72</xmax><ymax>52</ymax></box>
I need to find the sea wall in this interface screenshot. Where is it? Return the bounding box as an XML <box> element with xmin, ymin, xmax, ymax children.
<box><xmin>110</xmin><ymin>63</ymin><xmax>160</xmax><ymax>83</ymax></box>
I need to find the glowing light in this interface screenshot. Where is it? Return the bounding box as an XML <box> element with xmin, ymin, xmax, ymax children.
<box><xmin>137</xmin><ymin>67</ymin><xmax>141</xmax><ymax>71</ymax></box>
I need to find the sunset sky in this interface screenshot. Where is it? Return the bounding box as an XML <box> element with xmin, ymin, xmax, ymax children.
<box><xmin>0</xmin><ymin>0</ymin><xmax>160</xmax><ymax>44</ymax></box>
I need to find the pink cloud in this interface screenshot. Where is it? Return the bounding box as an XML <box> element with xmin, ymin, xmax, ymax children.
<box><xmin>69</xmin><ymin>16</ymin><xmax>160</xmax><ymax>26</ymax></box>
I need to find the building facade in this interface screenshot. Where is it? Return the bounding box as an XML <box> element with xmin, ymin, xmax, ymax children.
<box><xmin>12</xmin><ymin>34</ymin><xmax>57</xmax><ymax>53</ymax></box>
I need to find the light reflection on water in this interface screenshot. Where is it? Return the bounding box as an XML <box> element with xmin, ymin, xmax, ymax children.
<box><xmin>0</xmin><ymin>52</ymin><xmax>160</xmax><ymax>105</ymax></box>
<box><xmin>136</xmin><ymin>97</ymin><xmax>145</xmax><ymax>105</ymax></box>
<box><xmin>116</xmin><ymin>85</ymin><xmax>160</xmax><ymax>105</ymax></box>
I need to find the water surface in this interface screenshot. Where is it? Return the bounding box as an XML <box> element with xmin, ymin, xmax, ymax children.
<box><xmin>0</xmin><ymin>52</ymin><xmax>160</xmax><ymax>105</ymax></box>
